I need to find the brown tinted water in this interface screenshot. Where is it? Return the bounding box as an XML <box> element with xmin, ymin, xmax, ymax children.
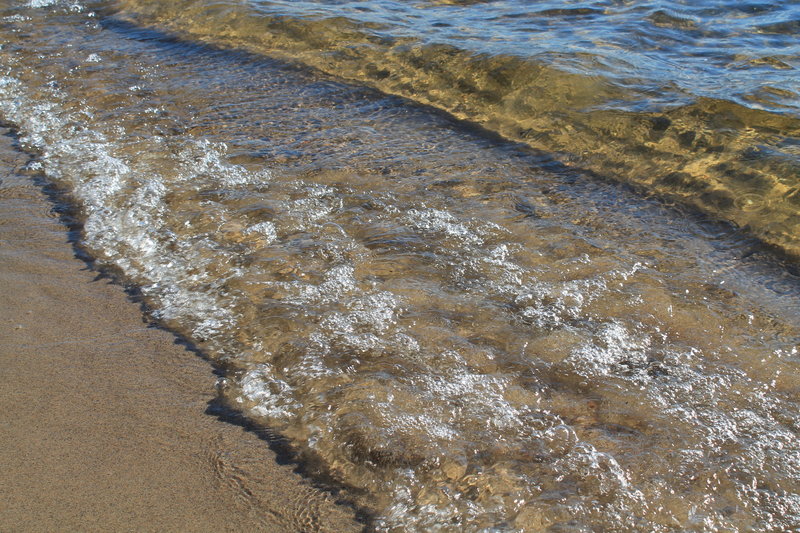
<box><xmin>110</xmin><ymin>0</ymin><xmax>800</xmax><ymax>259</ymax></box>
<box><xmin>1</xmin><ymin>1</ymin><xmax>799</xmax><ymax>531</ymax></box>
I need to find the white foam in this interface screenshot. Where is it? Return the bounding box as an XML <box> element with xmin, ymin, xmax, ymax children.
<box><xmin>244</xmin><ymin>221</ymin><xmax>277</xmax><ymax>243</ymax></box>
<box><xmin>27</xmin><ymin>0</ymin><xmax>83</xmax><ymax>11</ymax></box>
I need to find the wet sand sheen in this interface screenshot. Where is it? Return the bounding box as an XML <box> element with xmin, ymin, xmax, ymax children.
<box><xmin>0</xmin><ymin>130</ymin><xmax>362</xmax><ymax>532</ymax></box>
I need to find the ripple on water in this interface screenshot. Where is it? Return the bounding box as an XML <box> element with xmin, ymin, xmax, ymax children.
<box><xmin>1</xmin><ymin>2</ymin><xmax>800</xmax><ymax>531</ymax></box>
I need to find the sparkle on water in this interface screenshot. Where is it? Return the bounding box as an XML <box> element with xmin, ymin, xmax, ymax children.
<box><xmin>2</xmin><ymin>0</ymin><xmax>800</xmax><ymax>531</ymax></box>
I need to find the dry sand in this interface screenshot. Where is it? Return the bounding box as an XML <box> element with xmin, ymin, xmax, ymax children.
<box><xmin>0</xmin><ymin>128</ymin><xmax>363</xmax><ymax>532</ymax></box>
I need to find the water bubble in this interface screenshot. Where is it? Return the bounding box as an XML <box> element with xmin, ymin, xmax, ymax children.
<box><xmin>734</xmin><ymin>193</ymin><xmax>767</xmax><ymax>212</ymax></box>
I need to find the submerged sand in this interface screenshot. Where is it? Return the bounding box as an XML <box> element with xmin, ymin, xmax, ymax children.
<box><xmin>0</xmin><ymin>129</ymin><xmax>362</xmax><ymax>532</ymax></box>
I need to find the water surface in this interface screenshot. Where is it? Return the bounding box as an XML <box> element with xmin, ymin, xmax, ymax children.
<box><xmin>112</xmin><ymin>0</ymin><xmax>800</xmax><ymax>257</ymax></box>
<box><xmin>1</xmin><ymin>0</ymin><xmax>799</xmax><ymax>531</ymax></box>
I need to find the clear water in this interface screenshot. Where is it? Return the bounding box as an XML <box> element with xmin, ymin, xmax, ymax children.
<box><xmin>1</xmin><ymin>0</ymin><xmax>799</xmax><ymax>531</ymax></box>
<box><xmin>246</xmin><ymin>0</ymin><xmax>800</xmax><ymax>114</ymax></box>
<box><xmin>112</xmin><ymin>0</ymin><xmax>800</xmax><ymax>258</ymax></box>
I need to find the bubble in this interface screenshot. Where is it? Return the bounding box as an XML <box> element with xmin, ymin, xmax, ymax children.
<box><xmin>734</xmin><ymin>192</ymin><xmax>767</xmax><ymax>212</ymax></box>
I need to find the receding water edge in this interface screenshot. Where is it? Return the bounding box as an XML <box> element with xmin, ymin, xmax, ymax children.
<box><xmin>2</xmin><ymin>1</ymin><xmax>800</xmax><ymax>531</ymax></box>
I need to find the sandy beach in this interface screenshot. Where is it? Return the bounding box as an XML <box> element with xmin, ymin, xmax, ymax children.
<box><xmin>0</xmin><ymin>128</ymin><xmax>362</xmax><ymax>532</ymax></box>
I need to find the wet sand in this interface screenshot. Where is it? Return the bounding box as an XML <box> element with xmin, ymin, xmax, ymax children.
<box><xmin>0</xmin><ymin>129</ymin><xmax>362</xmax><ymax>532</ymax></box>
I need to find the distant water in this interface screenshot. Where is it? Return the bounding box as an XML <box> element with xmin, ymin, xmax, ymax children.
<box><xmin>2</xmin><ymin>0</ymin><xmax>800</xmax><ymax>531</ymax></box>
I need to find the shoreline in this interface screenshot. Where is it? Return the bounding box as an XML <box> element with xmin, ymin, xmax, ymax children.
<box><xmin>0</xmin><ymin>128</ymin><xmax>362</xmax><ymax>532</ymax></box>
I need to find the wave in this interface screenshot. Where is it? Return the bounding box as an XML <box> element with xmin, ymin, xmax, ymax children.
<box><xmin>3</xmin><ymin>2</ymin><xmax>800</xmax><ymax>531</ymax></box>
<box><xmin>106</xmin><ymin>0</ymin><xmax>800</xmax><ymax>259</ymax></box>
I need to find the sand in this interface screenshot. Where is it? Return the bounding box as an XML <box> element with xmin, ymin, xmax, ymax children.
<box><xmin>0</xmin><ymin>128</ymin><xmax>362</xmax><ymax>532</ymax></box>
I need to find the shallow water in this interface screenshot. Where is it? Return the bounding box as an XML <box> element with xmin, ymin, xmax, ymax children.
<box><xmin>110</xmin><ymin>0</ymin><xmax>800</xmax><ymax>258</ymax></box>
<box><xmin>1</xmin><ymin>1</ymin><xmax>800</xmax><ymax>531</ymax></box>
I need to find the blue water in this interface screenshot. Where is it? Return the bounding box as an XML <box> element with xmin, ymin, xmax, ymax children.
<box><xmin>250</xmin><ymin>0</ymin><xmax>800</xmax><ymax>115</ymax></box>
